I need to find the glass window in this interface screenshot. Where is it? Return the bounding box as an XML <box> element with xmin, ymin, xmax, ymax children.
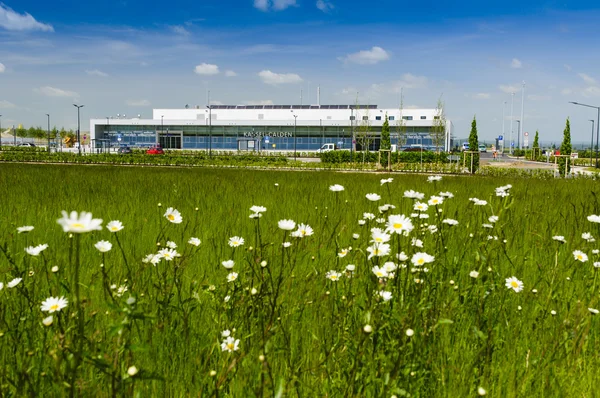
<box><xmin>349</xmin><ymin>116</ymin><xmax>355</xmax><ymax>120</ymax></box>
<box><xmin>362</xmin><ymin>116</ymin><xmax>368</xmax><ymax>121</ymax></box>
<box><xmin>389</xmin><ymin>116</ymin><xmax>395</xmax><ymax>121</ymax></box>
<box><xmin>420</xmin><ymin>116</ymin><xmax>426</xmax><ymax>120</ymax></box>
<box><xmin>376</xmin><ymin>116</ymin><xmax>382</xmax><ymax>121</ymax></box>
<box><xmin>402</xmin><ymin>116</ymin><xmax>413</xmax><ymax>120</ymax></box>
<box><xmin>434</xmin><ymin>116</ymin><xmax>441</xmax><ymax>120</ymax></box>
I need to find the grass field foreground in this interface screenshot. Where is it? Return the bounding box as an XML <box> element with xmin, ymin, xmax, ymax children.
<box><xmin>1</xmin><ymin>164</ymin><xmax>600</xmax><ymax>396</ymax></box>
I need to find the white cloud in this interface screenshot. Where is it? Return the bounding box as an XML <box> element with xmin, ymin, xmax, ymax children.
<box><xmin>126</xmin><ymin>99</ymin><xmax>151</xmax><ymax>106</ymax></box>
<box><xmin>473</xmin><ymin>93</ymin><xmax>491</xmax><ymax>100</ymax></box>
<box><xmin>561</xmin><ymin>88</ymin><xmax>573</xmax><ymax>96</ymax></box>
<box><xmin>583</xmin><ymin>86</ymin><xmax>600</xmax><ymax>97</ymax></box>
<box><xmin>0</xmin><ymin>100</ymin><xmax>16</xmax><ymax>108</ymax></box>
<box><xmin>498</xmin><ymin>84</ymin><xmax>520</xmax><ymax>94</ymax></box>
<box><xmin>86</xmin><ymin>69</ymin><xmax>108</xmax><ymax>77</ymax></box>
<box><xmin>35</xmin><ymin>86</ymin><xmax>79</xmax><ymax>98</ymax></box>
<box><xmin>254</xmin><ymin>0</ymin><xmax>297</xmax><ymax>11</ymax></box>
<box><xmin>579</xmin><ymin>73</ymin><xmax>597</xmax><ymax>85</ymax></box>
<box><xmin>510</xmin><ymin>58</ymin><xmax>522</xmax><ymax>69</ymax></box>
<box><xmin>0</xmin><ymin>4</ymin><xmax>54</xmax><ymax>32</ymax></box>
<box><xmin>224</xmin><ymin>70</ymin><xmax>237</xmax><ymax>77</ymax></box>
<box><xmin>171</xmin><ymin>25</ymin><xmax>190</xmax><ymax>35</ymax></box>
<box><xmin>370</xmin><ymin>73</ymin><xmax>428</xmax><ymax>95</ymax></box>
<box><xmin>528</xmin><ymin>94</ymin><xmax>551</xmax><ymax>101</ymax></box>
<box><xmin>194</xmin><ymin>63</ymin><xmax>220</xmax><ymax>75</ymax></box>
<box><xmin>0</xmin><ymin>62</ymin><xmax>4</xmax><ymax>73</ymax></box>
<box><xmin>258</xmin><ymin>70</ymin><xmax>302</xmax><ymax>85</ymax></box>
<box><xmin>316</xmin><ymin>0</ymin><xmax>334</xmax><ymax>12</ymax></box>
<box><xmin>340</xmin><ymin>46</ymin><xmax>390</xmax><ymax>65</ymax></box>
<box><xmin>243</xmin><ymin>100</ymin><xmax>274</xmax><ymax>105</ymax></box>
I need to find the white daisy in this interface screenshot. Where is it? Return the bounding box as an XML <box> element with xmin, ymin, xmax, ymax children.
<box><xmin>228</xmin><ymin>236</ymin><xmax>245</xmax><ymax>247</ymax></box>
<box><xmin>278</xmin><ymin>219</ymin><xmax>296</xmax><ymax>231</ymax></box>
<box><xmin>505</xmin><ymin>276</ymin><xmax>524</xmax><ymax>292</ymax></box>
<box><xmin>17</xmin><ymin>226</ymin><xmax>34</xmax><ymax>233</ymax></box>
<box><xmin>25</xmin><ymin>244</ymin><xmax>48</xmax><ymax>256</ymax></box>
<box><xmin>329</xmin><ymin>184</ymin><xmax>345</xmax><ymax>192</ymax></box>
<box><xmin>164</xmin><ymin>207</ymin><xmax>183</xmax><ymax>224</ymax></box>
<box><xmin>188</xmin><ymin>237</ymin><xmax>201</xmax><ymax>246</ymax></box>
<box><xmin>57</xmin><ymin>211</ymin><xmax>103</xmax><ymax>233</ymax></box>
<box><xmin>366</xmin><ymin>193</ymin><xmax>381</xmax><ymax>202</ymax></box>
<box><xmin>106</xmin><ymin>220</ymin><xmax>124</xmax><ymax>232</ymax></box>
<box><xmin>40</xmin><ymin>296</ymin><xmax>68</xmax><ymax>313</ymax></box>
<box><xmin>94</xmin><ymin>240</ymin><xmax>112</xmax><ymax>253</ymax></box>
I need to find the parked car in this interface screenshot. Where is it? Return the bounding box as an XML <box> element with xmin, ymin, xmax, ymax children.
<box><xmin>20</xmin><ymin>142</ymin><xmax>36</xmax><ymax>147</ymax></box>
<box><xmin>478</xmin><ymin>144</ymin><xmax>487</xmax><ymax>153</ymax></box>
<box><xmin>318</xmin><ymin>143</ymin><xmax>337</xmax><ymax>153</ymax></box>
<box><xmin>403</xmin><ymin>147</ymin><xmax>425</xmax><ymax>152</ymax></box>
<box><xmin>118</xmin><ymin>146</ymin><xmax>133</xmax><ymax>154</ymax></box>
<box><xmin>146</xmin><ymin>146</ymin><xmax>164</xmax><ymax>155</ymax></box>
<box><xmin>461</xmin><ymin>142</ymin><xmax>470</xmax><ymax>151</ymax></box>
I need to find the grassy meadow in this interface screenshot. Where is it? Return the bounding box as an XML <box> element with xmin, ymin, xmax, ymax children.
<box><xmin>1</xmin><ymin>163</ymin><xmax>600</xmax><ymax>396</ymax></box>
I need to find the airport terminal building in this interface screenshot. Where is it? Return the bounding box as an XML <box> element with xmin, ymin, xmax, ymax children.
<box><xmin>90</xmin><ymin>105</ymin><xmax>453</xmax><ymax>152</ymax></box>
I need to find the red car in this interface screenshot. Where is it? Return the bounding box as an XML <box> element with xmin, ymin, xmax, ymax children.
<box><xmin>146</xmin><ymin>146</ymin><xmax>164</xmax><ymax>155</ymax></box>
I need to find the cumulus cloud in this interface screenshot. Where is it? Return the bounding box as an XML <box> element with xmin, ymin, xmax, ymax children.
<box><xmin>0</xmin><ymin>4</ymin><xmax>54</xmax><ymax>32</ymax></box>
<box><xmin>0</xmin><ymin>100</ymin><xmax>16</xmax><ymax>108</ymax></box>
<box><xmin>224</xmin><ymin>70</ymin><xmax>237</xmax><ymax>77</ymax></box>
<box><xmin>86</xmin><ymin>69</ymin><xmax>108</xmax><ymax>77</ymax></box>
<box><xmin>258</xmin><ymin>70</ymin><xmax>302</xmax><ymax>85</ymax></box>
<box><xmin>579</xmin><ymin>73</ymin><xmax>597</xmax><ymax>85</ymax></box>
<box><xmin>510</xmin><ymin>58</ymin><xmax>522</xmax><ymax>69</ymax></box>
<box><xmin>254</xmin><ymin>0</ymin><xmax>297</xmax><ymax>11</ymax></box>
<box><xmin>499</xmin><ymin>84</ymin><xmax>520</xmax><ymax>94</ymax></box>
<box><xmin>126</xmin><ymin>99</ymin><xmax>151</xmax><ymax>106</ymax></box>
<box><xmin>316</xmin><ymin>0</ymin><xmax>334</xmax><ymax>12</ymax></box>
<box><xmin>243</xmin><ymin>100</ymin><xmax>274</xmax><ymax>105</ymax></box>
<box><xmin>35</xmin><ymin>86</ymin><xmax>78</xmax><ymax>98</ymax></box>
<box><xmin>583</xmin><ymin>86</ymin><xmax>600</xmax><ymax>97</ymax></box>
<box><xmin>0</xmin><ymin>62</ymin><xmax>5</xmax><ymax>73</ymax></box>
<box><xmin>340</xmin><ymin>46</ymin><xmax>390</xmax><ymax>65</ymax></box>
<box><xmin>370</xmin><ymin>73</ymin><xmax>428</xmax><ymax>95</ymax></box>
<box><xmin>194</xmin><ymin>63</ymin><xmax>220</xmax><ymax>75</ymax></box>
<box><xmin>171</xmin><ymin>25</ymin><xmax>190</xmax><ymax>35</ymax></box>
<box><xmin>473</xmin><ymin>93</ymin><xmax>491</xmax><ymax>100</ymax></box>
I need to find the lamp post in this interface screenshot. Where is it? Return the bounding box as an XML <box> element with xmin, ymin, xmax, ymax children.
<box><xmin>161</xmin><ymin>115</ymin><xmax>164</xmax><ymax>147</ymax></box>
<box><xmin>0</xmin><ymin>114</ymin><xmax>2</xmax><ymax>151</ymax></box>
<box><xmin>510</xmin><ymin>92</ymin><xmax>515</xmax><ymax>154</ymax></box>
<box><xmin>206</xmin><ymin>106</ymin><xmax>212</xmax><ymax>157</ymax></box>
<box><xmin>590</xmin><ymin>119</ymin><xmax>595</xmax><ymax>167</ymax></box>
<box><xmin>350</xmin><ymin>108</ymin><xmax>354</xmax><ymax>161</ymax></box>
<box><xmin>515</xmin><ymin>120</ymin><xmax>520</xmax><ymax>156</ymax></box>
<box><xmin>293</xmin><ymin>114</ymin><xmax>298</xmax><ymax>161</ymax></box>
<box><xmin>569</xmin><ymin>101</ymin><xmax>600</xmax><ymax>168</ymax></box>
<box><xmin>46</xmin><ymin>114</ymin><xmax>50</xmax><ymax>152</ymax></box>
<box><xmin>73</xmin><ymin>104</ymin><xmax>84</xmax><ymax>155</ymax></box>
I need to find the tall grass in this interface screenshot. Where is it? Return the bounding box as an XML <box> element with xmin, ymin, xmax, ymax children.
<box><xmin>1</xmin><ymin>163</ymin><xmax>600</xmax><ymax>396</ymax></box>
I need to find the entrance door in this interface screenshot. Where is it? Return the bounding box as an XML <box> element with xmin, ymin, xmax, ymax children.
<box><xmin>159</xmin><ymin>132</ymin><xmax>182</xmax><ymax>149</ymax></box>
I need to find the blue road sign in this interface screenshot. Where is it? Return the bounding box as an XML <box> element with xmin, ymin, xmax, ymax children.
<box><xmin>498</xmin><ymin>135</ymin><xmax>503</xmax><ymax>140</ymax></box>
<box><xmin>511</xmin><ymin>142</ymin><xmax>515</xmax><ymax>147</ymax></box>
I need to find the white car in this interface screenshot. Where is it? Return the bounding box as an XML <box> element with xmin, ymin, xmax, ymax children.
<box><xmin>318</xmin><ymin>143</ymin><xmax>336</xmax><ymax>153</ymax></box>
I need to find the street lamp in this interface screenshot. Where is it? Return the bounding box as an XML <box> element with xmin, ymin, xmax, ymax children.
<box><xmin>293</xmin><ymin>114</ymin><xmax>298</xmax><ymax>161</ymax></box>
<box><xmin>46</xmin><ymin>114</ymin><xmax>50</xmax><ymax>152</ymax></box>
<box><xmin>161</xmin><ymin>115</ymin><xmax>164</xmax><ymax>147</ymax></box>
<box><xmin>569</xmin><ymin>101</ymin><xmax>600</xmax><ymax>168</ymax></box>
<box><xmin>515</xmin><ymin>120</ymin><xmax>520</xmax><ymax>155</ymax></box>
<box><xmin>206</xmin><ymin>106</ymin><xmax>212</xmax><ymax>157</ymax></box>
<box><xmin>73</xmin><ymin>104</ymin><xmax>84</xmax><ymax>156</ymax></box>
<box><xmin>0</xmin><ymin>114</ymin><xmax>2</xmax><ymax>151</ymax></box>
<box><xmin>590</xmin><ymin>119</ymin><xmax>595</xmax><ymax>167</ymax></box>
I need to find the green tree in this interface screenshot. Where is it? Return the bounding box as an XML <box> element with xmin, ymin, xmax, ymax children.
<box><xmin>558</xmin><ymin>118</ymin><xmax>572</xmax><ymax>176</ymax></box>
<box><xmin>532</xmin><ymin>130</ymin><xmax>539</xmax><ymax>149</ymax></box>
<box><xmin>432</xmin><ymin>97</ymin><xmax>446</xmax><ymax>153</ymax></box>
<box><xmin>380</xmin><ymin>114</ymin><xmax>390</xmax><ymax>150</ymax></box>
<box><xmin>467</xmin><ymin>116</ymin><xmax>480</xmax><ymax>173</ymax></box>
<box><xmin>51</xmin><ymin>126</ymin><xmax>59</xmax><ymax>139</ymax></box>
<box><xmin>16</xmin><ymin>126</ymin><xmax>27</xmax><ymax>138</ymax></box>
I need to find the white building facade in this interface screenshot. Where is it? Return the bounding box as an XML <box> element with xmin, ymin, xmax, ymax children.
<box><xmin>90</xmin><ymin>105</ymin><xmax>453</xmax><ymax>151</ymax></box>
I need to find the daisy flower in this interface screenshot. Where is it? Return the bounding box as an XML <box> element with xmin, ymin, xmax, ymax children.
<box><xmin>226</xmin><ymin>272</ymin><xmax>238</xmax><ymax>282</ymax></box>
<box><xmin>295</xmin><ymin>224</ymin><xmax>314</xmax><ymax>237</ymax></box>
<box><xmin>588</xmin><ymin>215</ymin><xmax>600</xmax><ymax>223</ymax></box>
<box><xmin>221</xmin><ymin>336</ymin><xmax>240</xmax><ymax>352</ymax></box>
<box><xmin>7</xmin><ymin>277</ymin><xmax>22</xmax><ymax>288</ymax></box>
<box><xmin>427</xmin><ymin>175</ymin><xmax>442</xmax><ymax>182</ymax></box>
<box><xmin>380</xmin><ymin>178</ymin><xmax>394</xmax><ymax>185</ymax></box>
<box><xmin>94</xmin><ymin>240</ymin><xmax>112</xmax><ymax>253</ymax></box>
<box><xmin>228</xmin><ymin>236</ymin><xmax>245</xmax><ymax>247</ymax></box>
<box><xmin>367</xmin><ymin>243</ymin><xmax>390</xmax><ymax>260</ymax></box>
<box><xmin>250</xmin><ymin>205</ymin><xmax>267</xmax><ymax>213</ymax></box>
<box><xmin>442</xmin><ymin>219</ymin><xmax>459</xmax><ymax>226</ymax></box>
<box><xmin>371</xmin><ymin>266</ymin><xmax>389</xmax><ymax>278</ymax></box>
<box><xmin>573</xmin><ymin>250</ymin><xmax>588</xmax><ymax>262</ymax></box>
<box><xmin>57</xmin><ymin>211</ymin><xmax>103</xmax><ymax>233</ymax></box>
<box><xmin>404</xmin><ymin>190</ymin><xmax>425</xmax><ymax>200</ymax></box>
<box><xmin>106</xmin><ymin>220</ymin><xmax>124</xmax><ymax>232</ymax></box>
<box><xmin>25</xmin><ymin>244</ymin><xmax>48</xmax><ymax>256</ymax></box>
<box><xmin>325</xmin><ymin>270</ymin><xmax>342</xmax><ymax>281</ymax></box>
<box><xmin>505</xmin><ymin>276</ymin><xmax>524</xmax><ymax>292</ymax></box>
<box><xmin>386</xmin><ymin>214</ymin><xmax>414</xmax><ymax>234</ymax></box>
<box><xmin>158</xmin><ymin>248</ymin><xmax>180</xmax><ymax>261</ymax></box>
<box><xmin>366</xmin><ymin>193</ymin><xmax>381</xmax><ymax>202</ymax></box>
<box><xmin>222</xmin><ymin>260</ymin><xmax>235</xmax><ymax>269</ymax></box>
<box><xmin>278</xmin><ymin>219</ymin><xmax>296</xmax><ymax>231</ymax></box>
<box><xmin>371</xmin><ymin>229</ymin><xmax>391</xmax><ymax>244</ymax></box>
<box><xmin>413</xmin><ymin>202</ymin><xmax>429</xmax><ymax>212</ymax></box>
<box><xmin>411</xmin><ymin>252</ymin><xmax>435</xmax><ymax>266</ymax></box>
<box><xmin>378</xmin><ymin>291</ymin><xmax>393</xmax><ymax>301</ymax></box>
<box><xmin>552</xmin><ymin>236</ymin><xmax>566</xmax><ymax>243</ymax></box>
<box><xmin>164</xmin><ymin>208</ymin><xmax>183</xmax><ymax>224</ymax></box>
<box><xmin>17</xmin><ymin>226</ymin><xmax>34</xmax><ymax>233</ymax></box>
<box><xmin>428</xmin><ymin>196</ymin><xmax>444</xmax><ymax>206</ymax></box>
<box><xmin>40</xmin><ymin>296</ymin><xmax>68</xmax><ymax>313</ymax></box>
<box><xmin>188</xmin><ymin>237</ymin><xmax>201</xmax><ymax>246</ymax></box>
<box><xmin>329</xmin><ymin>184</ymin><xmax>344</xmax><ymax>192</ymax></box>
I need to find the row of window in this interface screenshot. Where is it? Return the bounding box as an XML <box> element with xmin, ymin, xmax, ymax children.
<box><xmin>204</xmin><ymin>114</ymin><xmax>440</xmax><ymax>122</ymax></box>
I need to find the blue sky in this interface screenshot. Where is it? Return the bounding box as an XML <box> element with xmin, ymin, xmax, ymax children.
<box><xmin>1</xmin><ymin>0</ymin><xmax>600</xmax><ymax>144</ymax></box>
